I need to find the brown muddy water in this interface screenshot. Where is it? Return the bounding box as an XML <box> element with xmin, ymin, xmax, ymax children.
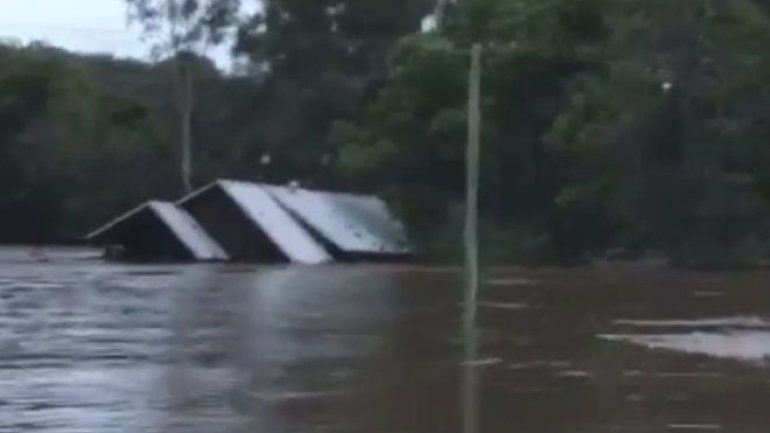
<box><xmin>2</xmin><ymin>247</ymin><xmax>770</xmax><ymax>433</ymax></box>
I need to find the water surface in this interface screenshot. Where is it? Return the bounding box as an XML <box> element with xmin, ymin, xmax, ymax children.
<box><xmin>2</xmin><ymin>248</ymin><xmax>770</xmax><ymax>432</ymax></box>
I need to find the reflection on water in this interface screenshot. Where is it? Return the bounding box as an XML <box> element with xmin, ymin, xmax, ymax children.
<box><xmin>3</xmin><ymin>249</ymin><xmax>770</xmax><ymax>432</ymax></box>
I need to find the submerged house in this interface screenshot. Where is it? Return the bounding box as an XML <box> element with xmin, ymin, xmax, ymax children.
<box><xmin>86</xmin><ymin>180</ymin><xmax>410</xmax><ymax>264</ymax></box>
<box><xmin>264</xmin><ymin>185</ymin><xmax>411</xmax><ymax>261</ymax></box>
<box><xmin>178</xmin><ymin>180</ymin><xmax>332</xmax><ymax>265</ymax></box>
<box><xmin>86</xmin><ymin>201</ymin><xmax>229</xmax><ymax>262</ymax></box>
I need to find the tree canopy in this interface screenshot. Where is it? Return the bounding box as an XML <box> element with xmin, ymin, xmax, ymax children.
<box><xmin>3</xmin><ymin>0</ymin><xmax>770</xmax><ymax>267</ymax></box>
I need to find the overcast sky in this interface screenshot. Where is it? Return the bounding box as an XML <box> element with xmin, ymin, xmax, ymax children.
<box><xmin>0</xmin><ymin>0</ymin><xmax>246</xmax><ymax>67</ymax></box>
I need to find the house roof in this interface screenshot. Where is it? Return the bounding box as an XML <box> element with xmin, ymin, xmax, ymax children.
<box><xmin>181</xmin><ymin>180</ymin><xmax>410</xmax><ymax>257</ymax></box>
<box><xmin>86</xmin><ymin>201</ymin><xmax>229</xmax><ymax>261</ymax></box>
<box><xmin>215</xmin><ymin>180</ymin><xmax>332</xmax><ymax>265</ymax></box>
<box><xmin>88</xmin><ymin>179</ymin><xmax>410</xmax><ymax>264</ymax></box>
<box><xmin>263</xmin><ymin>185</ymin><xmax>410</xmax><ymax>255</ymax></box>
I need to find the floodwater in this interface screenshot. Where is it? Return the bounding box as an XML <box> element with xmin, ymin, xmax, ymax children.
<box><xmin>2</xmin><ymin>247</ymin><xmax>770</xmax><ymax>433</ymax></box>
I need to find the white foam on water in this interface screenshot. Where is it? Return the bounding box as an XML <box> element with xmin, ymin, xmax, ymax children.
<box><xmin>667</xmin><ymin>424</ymin><xmax>722</xmax><ymax>431</ymax></box>
<box><xmin>507</xmin><ymin>363</ymin><xmax>532</xmax><ymax>370</ymax></box>
<box><xmin>692</xmin><ymin>291</ymin><xmax>726</xmax><ymax>298</ymax></box>
<box><xmin>557</xmin><ymin>370</ymin><xmax>592</xmax><ymax>379</ymax></box>
<box><xmin>249</xmin><ymin>390</ymin><xmax>352</xmax><ymax>403</ymax></box>
<box><xmin>623</xmin><ymin>371</ymin><xmax>723</xmax><ymax>379</ymax></box>
<box><xmin>459</xmin><ymin>301</ymin><xmax>530</xmax><ymax>310</ymax></box>
<box><xmin>601</xmin><ymin>331</ymin><xmax>770</xmax><ymax>362</ymax></box>
<box><xmin>485</xmin><ymin>278</ymin><xmax>539</xmax><ymax>287</ymax></box>
<box><xmin>461</xmin><ymin>357</ymin><xmax>504</xmax><ymax>368</ymax></box>
<box><xmin>614</xmin><ymin>316</ymin><xmax>770</xmax><ymax>328</ymax></box>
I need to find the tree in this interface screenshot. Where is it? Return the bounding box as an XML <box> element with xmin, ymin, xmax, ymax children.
<box><xmin>6</xmin><ymin>0</ymin><xmax>770</xmax><ymax>266</ymax></box>
<box><xmin>0</xmin><ymin>42</ymin><xmax>249</xmax><ymax>243</ymax></box>
<box><xmin>233</xmin><ymin>0</ymin><xmax>435</xmax><ymax>186</ymax></box>
<box><xmin>330</xmin><ymin>0</ymin><xmax>608</xmax><ymax>260</ymax></box>
<box><xmin>329</xmin><ymin>0</ymin><xmax>770</xmax><ymax>265</ymax></box>
<box><xmin>549</xmin><ymin>0</ymin><xmax>770</xmax><ymax>263</ymax></box>
<box><xmin>125</xmin><ymin>0</ymin><xmax>240</xmax><ymax>193</ymax></box>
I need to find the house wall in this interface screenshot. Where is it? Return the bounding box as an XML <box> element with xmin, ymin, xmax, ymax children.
<box><xmin>181</xmin><ymin>186</ymin><xmax>288</xmax><ymax>263</ymax></box>
<box><xmin>97</xmin><ymin>209</ymin><xmax>193</xmax><ymax>262</ymax></box>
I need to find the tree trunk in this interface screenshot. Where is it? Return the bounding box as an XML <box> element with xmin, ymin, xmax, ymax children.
<box><xmin>178</xmin><ymin>59</ymin><xmax>194</xmax><ymax>194</ymax></box>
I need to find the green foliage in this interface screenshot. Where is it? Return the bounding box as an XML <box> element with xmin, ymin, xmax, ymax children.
<box><xmin>126</xmin><ymin>0</ymin><xmax>239</xmax><ymax>55</ymax></box>
<box><xmin>6</xmin><ymin>0</ymin><xmax>770</xmax><ymax>268</ymax></box>
<box><xmin>544</xmin><ymin>0</ymin><xmax>770</xmax><ymax>263</ymax></box>
<box><xmin>231</xmin><ymin>0</ymin><xmax>436</xmax><ymax>185</ymax></box>
<box><xmin>0</xmin><ymin>43</ymin><xmax>251</xmax><ymax>242</ymax></box>
<box><xmin>330</xmin><ymin>0</ymin><xmax>770</xmax><ymax>266</ymax></box>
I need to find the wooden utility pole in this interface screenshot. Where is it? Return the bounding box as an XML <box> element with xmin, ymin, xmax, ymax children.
<box><xmin>462</xmin><ymin>42</ymin><xmax>482</xmax><ymax>433</ymax></box>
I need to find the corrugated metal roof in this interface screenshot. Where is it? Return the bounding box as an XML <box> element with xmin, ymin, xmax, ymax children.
<box><xmin>86</xmin><ymin>201</ymin><xmax>229</xmax><ymax>261</ymax></box>
<box><xmin>218</xmin><ymin>181</ymin><xmax>332</xmax><ymax>265</ymax></box>
<box><xmin>149</xmin><ymin>202</ymin><xmax>229</xmax><ymax>261</ymax></box>
<box><xmin>89</xmin><ymin>180</ymin><xmax>410</xmax><ymax>264</ymax></box>
<box><xmin>264</xmin><ymin>185</ymin><xmax>410</xmax><ymax>255</ymax></box>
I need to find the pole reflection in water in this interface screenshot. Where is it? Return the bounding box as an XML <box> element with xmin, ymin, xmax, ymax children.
<box><xmin>462</xmin><ymin>308</ymin><xmax>480</xmax><ymax>433</ymax></box>
<box><xmin>231</xmin><ymin>266</ymin><xmax>399</xmax><ymax>433</ymax></box>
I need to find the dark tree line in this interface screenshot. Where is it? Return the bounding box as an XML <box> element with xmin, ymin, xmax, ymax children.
<box><xmin>2</xmin><ymin>0</ymin><xmax>770</xmax><ymax>267</ymax></box>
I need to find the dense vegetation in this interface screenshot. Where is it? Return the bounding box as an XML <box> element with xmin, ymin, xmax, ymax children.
<box><xmin>3</xmin><ymin>0</ymin><xmax>770</xmax><ymax>267</ymax></box>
